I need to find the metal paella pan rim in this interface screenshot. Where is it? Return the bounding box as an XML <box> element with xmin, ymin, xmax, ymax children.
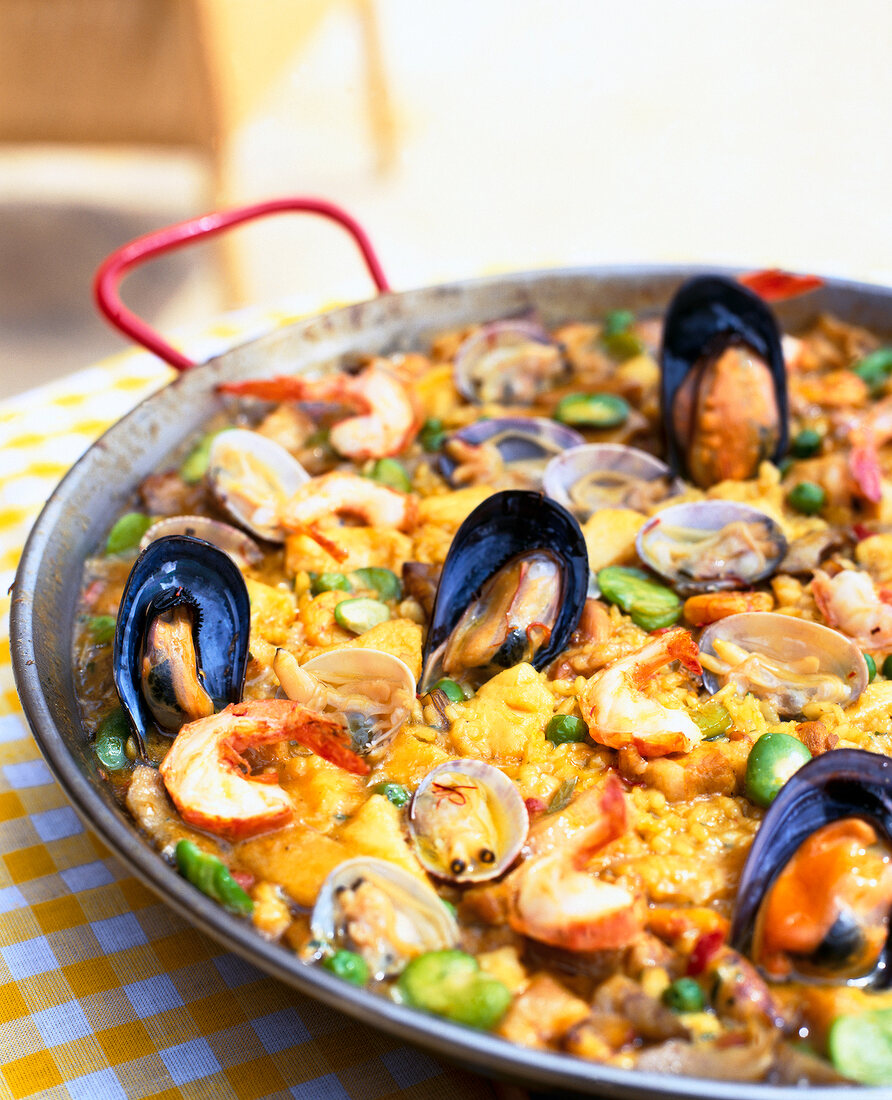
<box><xmin>11</xmin><ymin>264</ymin><xmax>892</xmax><ymax>1100</ymax></box>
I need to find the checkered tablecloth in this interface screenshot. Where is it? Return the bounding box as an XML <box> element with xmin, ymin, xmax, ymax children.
<box><xmin>0</xmin><ymin>307</ymin><xmax>498</xmax><ymax>1100</ymax></box>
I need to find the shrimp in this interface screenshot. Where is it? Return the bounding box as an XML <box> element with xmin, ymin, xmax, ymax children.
<box><xmin>279</xmin><ymin>471</ymin><xmax>416</xmax><ymax>534</ymax></box>
<box><xmin>847</xmin><ymin>394</ymin><xmax>892</xmax><ymax>503</ymax></box>
<box><xmin>507</xmin><ymin>777</ymin><xmax>645</xmax><ymax>951</ymax></box>
<box><xmin>811</xmin><ymin>567</ymin><xmax>892</xmax><ymax>648</ymax></box>
<box><xmin>577</xmin><ymin>628</ymin><xmax>702</xmax><ymax>757</ymax></box>
<box><xmin>220</xmin><ymin>362</ymin><xmax>419</xmax><ymax>460</ymax></box>
<box><xmin>159</xmin><ymin>699</ymin><xmax>368</xmax><ymax>841</ymax></box>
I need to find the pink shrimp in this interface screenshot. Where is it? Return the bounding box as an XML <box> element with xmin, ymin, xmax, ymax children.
<box><xmin>279</xmin><ymin>471</ymin><xmax>416</xmax><ymax>534</ymax></box>
<box><xmin>811</xmin><ymin>568</ymin><xmax>892</xmax><ymax>649</ymax></box>
<box><xmin>847</xmin><ymin>395</ymin><xmax>892</xmax><ymax>503</ymax></box>
<box><xmin>220</xmin><ymin>363</ymin><xmax>419</xmax><ymax>460</ymax></box>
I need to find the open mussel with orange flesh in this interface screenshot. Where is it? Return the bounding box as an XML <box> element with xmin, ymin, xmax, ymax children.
<box><xmin>113</xmin><ymin>535</ymin><xmax>251</xmax><ymax>759</ymax></box>
<box><xmin>419</xmin><ymin>491</ymin><xmax>588</xmax><ymax>692</ymax></box>
<box><xmin>731</xmin><ymin>750</ymin><xmax>892</xmax><ymax>988</ymax></box>
<box><xmin>661</xmin><ymin>275</ymin><xmax>788</xmax><ymax>487</ymax></box>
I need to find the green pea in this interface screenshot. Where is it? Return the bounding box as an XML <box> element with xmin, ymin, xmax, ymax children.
<box><xmin>601</xmin><ymin>330</ymin><xmax>646</xmax><ymax>360</ymax></box>
<box><xmin>397</xmin><ymin>950</ymin><xmax>512</xmax><ymax>1030</ymax></box>
<box><xmin>597</xmin><ymin>565</ymin><xmax>682</xmax><ymax>631</ymax></box>
<box><xmin>350</xmin><ymin>567</ymin><xmax>402</xmax><ymax>602</ymax></box>
<box><xmin>323</xmin><ymin>949</ymin><xmax>369</xmax><ymax>986</ymax></box>
<box><xmin>175</xmin><ymin>839</ymin><xmax>253</xmax><ymax>916</ymax></box>
<box><xmin>87</xmin><ymin>615</ymin><xmax>116</xmax><ymax>645</ymax></box>
<box><xmin>603</xmin><ymin>309</ymin><xmax>635</xmax><ymax>337</ymax></box>
<box><xmin>554</xmin><ymin>392</ymin><xmax>630</xmax><ymax>429</ymax></box>
<box><xmin>787</xmin><ymin>481</ymin><xmax>826</xmax><ymax>515</ymax></box>
<box><xmin>883</xmin><ymin>654</ymin><xmax>892</xmax><ymax>679</ymax></box>
<box><xmin>420</xmin><ymin>417</ymin><xmax>447</xmax><ymax>452</ymax></box>
<box><xmin>777</xmin><ymin>456</ymin><xmax>794</xmax><ymax>477</ymax></box>
<box><xmin>545</xmin><ymin>714</ymin><xmax>589</xmax><ymax>745</ymax></box>
<box><xmin>853</xmin><ymin>348</ymin><xmax>892</xmax><ymax>394</ymax></box>
<box><xmin>745</xmin><ymin>733</ymin><xmax>812</xmax><ymax>808</ymax></box>
<box><xmin>865</xmin><ymin>653</ymin><xmax>877</xmax><ymax>683</ymax></box>
<box><xmin>105</xmin><ymin>512</ymin><xmax>152</xmax><ymax>555</ymax></box>
<box><xmin>373</xmin><ymin>782</ymin><xmax>410</xmax><ymax>807</ymax></box>
<box><xmin>661</xmin><ymin>977</ymin><xmax>705</xmax><ymax>1014</ymax></box>
<box><xmin>179</xmin><ymin>430</ymin><xmax>221</xmax><ymax>484</ymax></box>
<box><xmin>828</xmin><ymin>1008</ymin><xmax>892</xmax><ymax>1085</ymax></box>
<box><xmin>309</xmin><ymin>571</ymin><xmax>352</xmax><ymax>595</ymax></box>
<box><xmin>334</xmin><ymin>597</ymin><xmax>390</xmax><ymax>635</ymax></box>
<box><xmin>693</xmin><ymin>699</ymin><xmax>732</xmax><ymax>740</ymax></box>
<box><xmin>368</xmin><ymin>457</ymin><xmax>411</xmax><ymax>493</ymax></box>
<box><xmin>431</xmin><ymin>678</ymin><xmax>465</xmax><ymax>704</ymax></box>
<box><xmin>94</xmin><ymin>709</ymin><xmax>130</xmax><ymax>770</ymax></box>
<box><xmin>789</xmin><ymin>427</ymin><xmax>823</xmax><ymax>458</ymax></box>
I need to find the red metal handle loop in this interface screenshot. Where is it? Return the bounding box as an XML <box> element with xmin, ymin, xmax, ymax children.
<box><xmin>93</xmin><ymin>197</ymin><xmax>391</xmax><ymax>371</ymax></box>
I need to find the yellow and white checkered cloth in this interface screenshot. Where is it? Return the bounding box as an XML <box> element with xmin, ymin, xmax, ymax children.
<box><xmin>0</xmin><ymin>309</ymin><xmax>497</xmax><ymax>1100</ymax></box>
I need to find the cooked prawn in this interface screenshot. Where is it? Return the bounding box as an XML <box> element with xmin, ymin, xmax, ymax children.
<box><xmin>507</xmin><ymin>777</ymin><xmax>644</xmax><ymax>951</ymax></box>
<box><xmin>578</xmin><ymin>628</ymin><xmax>702</xmax><ymax>757</ymax></box>
<box><xmin>220</xmin><ymin>362</ymin><xmax>419</xmax><ymax>460</ymax></box>
<box><xmin>159</xmin><ymin>699</ymin><xmax>368</xmax><ymax>841</ymax></box>
<box><xmin>811</xmin><ymin>567</ymin><xmax>892</xmax><ymax>649</ymax></box>
<box><xmin>847</xmin><ymin>394</ymin><xmax>892</xmax><ymax>503</ymax></box>
<box><xmin>279</xmin><ymin>472</ymin><xmax>416</xmax><ymax>535</ymax></box>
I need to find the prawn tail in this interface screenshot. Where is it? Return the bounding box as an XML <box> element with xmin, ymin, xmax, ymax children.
<box><xmin>849</xmin><ymin>444</ymin><xmax>883</xmax><ymax>503</ymax></box>
<box><xmin>570</xmin><ymin>774</ymin><xmax>628</xmax><ymax>868</ymax></box>
<box><xmin>217</xmin><ymin>376</ymin><xmax>310</xmax><ymax>402</ymax></box>
<box><xmin>664</xmin><ymin>628</ymin><xmax>702</xmax><ymax>676</ymax></box>
<box><xmin>284</xmin><ymin>707</ymin><xmax>370</xmax><ymax>776</ymax></box>
<box><xmin>738</xmin><ymin>269</ymin><xmax>824</xmax><ymax>302</ymax></box>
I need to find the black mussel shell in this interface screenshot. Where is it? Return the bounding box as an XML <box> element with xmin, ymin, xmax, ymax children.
<box><xmin>419</xmin><ymin>490</ymin><xmax>588</xmax><ymax>691</ymax></box>
<box><xmin>113</xmin><ymin>535</ymin><xmax>250</xmax><ymax>759</ymax></box>
<box><xmin>660</xmin><ymin>274</ymin><xmax>788</xmax><ymax>480</ymax></box>
<box><xmin>730</xmin><ymin>749</ymin><xmax>892</xmax><ymax>989</ymax></box>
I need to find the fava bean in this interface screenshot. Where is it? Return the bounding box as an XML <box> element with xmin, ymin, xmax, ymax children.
<box><xmin>555</xmin><ymin>392</ymin><xmax>630</xmax><ymax>429</ymax></box>
<box><xmin>597</xmin><ymin>566</ymin><xmax>682</xmax><ymax>631</ymax></box>
<box><xmin>745</xmin><ymin>733</ymin><xmax>812</xmax><ymax>808</ymax></box>
<box><xmin>175</xmin><ymin>840</ymin><xmax>253</xmax><ymax>916</ymax></box>
<box><xmin>828</xmin><ymin>1008</ymin><xmax>892</xmax><ymax>1085</ymax></box>
<box><xmin>334</xmin><ymin>597</ymin><xmax>390</xmax><ymax>634</ymax></box>
<box><xmin>397</xmin><ymin>950</ymin><xmax>512</xmax><ymax>1030</ymax></box>
<box><xmin>105</xmin><ymin>512</ymin><xmax>152</xmax><ymax>555</ymax></box>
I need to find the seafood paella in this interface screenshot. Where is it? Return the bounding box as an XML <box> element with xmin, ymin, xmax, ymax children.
<box><xmin>72</xmin><ymin>272</ymin><xmax>892</xmax><ymax>1087</ymax></box>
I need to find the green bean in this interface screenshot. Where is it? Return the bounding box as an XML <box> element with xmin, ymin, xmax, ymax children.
<box><xmin>828</xmin><ymin>1008</ymin><xmax>892</xmax><ymax>1085</ymax></box>
<box><xmin>174</xmin><ymin>839</ymin><xmax>253</xmax><ymax>916</ymax></box>
<box><xmin>544</xmin><ymin>715</ymin><xmax>588</xmax><ymax>745</ymax></box>
<box><xmin>323</xmin><ymin>949</ymin><xmax>369</xmax><ymax>986</ymax></box>
<box><xmin>334</xmin><ymin>597</ymin><xmax>390</xmax><ymax>635</ymax></box>
<box><xmin>597</xmin><ymin>565</ymin><xmax>682</xmax><ymax>631</ymax></box>
<box><xmin>105</xmin><ymin>512</ymin><xmax>152</xmax><ymax>555</ymax></box>
<box><xmin>397</xmin><ymin>950</ymin><xmax>512</xmax><ymax>1030</ymax></box>
<box><xmin>547</xmin><ymin>777</ymin><xmax>577</xmax><ymax>814</ymax></box>
<box><xmin>693</xmin><ymin>699</ymin><xmax>732</xmax><ymax>740</ymax></box>
<box><xmin>745</xmin><ymin>733</ymin><xmax>812</xmax><ymax>808</ymax></box>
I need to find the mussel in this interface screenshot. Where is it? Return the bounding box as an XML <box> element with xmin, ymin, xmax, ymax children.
<box><xmin>440</xmin><ymin>417</ymin><xmax>584</xmax><ymax>491</ymax></box>
<box><xmin>310</xmin><ymin>857</ymin><xmax>459</xmax><ymax>979</ymax></box>
<box><xmin>114</xmin><ymin>535</ymin><xmax>251</xmax><ymax>758</ymax></box>
<box><xmin>453</xmin><ymin>320</ymin><xmax>569</xmax><ymax>405</ymax></box>
<box><xmin>731</xmin><ymin>749</ymin><xmax>892</xmax><ymax>988</ymax></box>
<box><xmin>408</xmin><ymin>760</ymin><xmax>528</xmax><ymax>883</ymax></box>
<box><xmin>206</xmin><ymin>428</ymin><xmax>310</xmax><ymax>542</ymax></box>
<box><xmin>637</xmin><ymin>501</ymin><xmax>787</xmax><ymax>595</ymax></box>
<box><xmin>699</xmin><ymin>612</ymin><xmax>869</xmax><ymax>716</ymax></box>
<box><xmin>542</xmin><ymin>443</ymin><xmax>683</xmax><ymax>522</ymax></box>
<box><xmin>419</xmin><ymin>491</ymin><xmax>589</xmax><ymax>692</ymax></box>
<box><xmin>273</xmin><ymin>647</ymin><xmax>415</xmax><ymax>755</ymax></box>
<box><xmin>661</xmin><ymin>275</ymin><xmax>788</xmax><ymax>487</ymax></box>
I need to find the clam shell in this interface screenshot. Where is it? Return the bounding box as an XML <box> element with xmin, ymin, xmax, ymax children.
<box><xmin>206</xmin><ymin>428</ymin><xmax>310</xmax><ymax>542</ymax></box>
<box><xmin>440</xmin><ymin>417</ymin><xmax>583</xmax><ymax>490</ymax></box>
<box><xmin>453</xmin><ymin>320</ymin><xmax>567</xmax><ymax>404</ymax></box>
<box><xmin>310</xmin><ymin>857</ymin><xmax>459</xmax><ymax>979</ymax></box>
<box><xmin>113</xmin><ymin>535</ymin><xmax>251</xmax><ymax>757</ymax></box>
<box><xmin>409</xmin><ymin>759</ymin><xmax>528</xmax><ymax>883</ymax></box>
<box><xmin>140</xmin><ymin>515</ymin><xmax>263</xmax><ymax>569</ymax></box>
<box><xmin>699</xmin><ymin>612</ymin><xmax>868</xmax><ymax>716</ymax></box>
<box><xmin>542</xmin><ymin>443</ymin><xmax>683</xmax><ymax>521</ymax></box>
<box><xmin>636</xmin><ymin>501</ymin><xmax>788</xmax><ymax>595</ymax></box>
<box><xmin>730</xmin><ymin>749</ymin><xmax>892</xmax><ymax>989</ymax></box>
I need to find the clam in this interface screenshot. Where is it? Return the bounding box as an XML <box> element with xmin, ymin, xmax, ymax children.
<box><xmin>420</xmin><ymin>490</ymin><xmax>589</xmax><ymax>692</ymax></box>
<box><xmin>273</xmin><ymin>647</ymin><xmax>415</xmax><ymax>755</ymax></box>
<box><xmin>206</xmin><ymin>428</ymin><xmax>310</xmax><ymax>542</ymax></box>
<box><xmin>661</xmin><ymin>275</ymin><xmax>788</xmax><ymax>487</ymax></box>
<box><xmin>310</xmin><ymin>857</ymin><xmax>459</xmax><ymax>979</ymax></box>
<box><xmin>731</xmin><ymin>749</ymin><xmax>892</xmax><ymax>989</ymax></box>
<box><xmin>408</xmin><ymin>760</ymin><xmax>528</xmax><ymax>883</ymax></box>
<box><xmin>699</xmin><ymin>612</ymin><xmax>869</xmax><ymax>716</ymax></box>
<box><xmin>453</xmin><ymin>320</ymin><xmax>569</xmax><ymax>405</ymax></box>
<box><xmin>543</xmin><ymin>443</ymin><xmax>684</xmax><ymax>521</ymax></box>
<box><xmin>140</xmin><ymin>515</ymin><xmax>263</xmax><ymax>570</ymax></box>
<box><xmin>636</xmin><ymin>501</ymin><xmax>788</xmax><ymax>595</ymax></box>
<box><xmin>113</xmin><ymin>535</ymin><xmax>251</xmax><ymax>758</ymax></box>
<box><xmin>440</xmin><ymin>417</ymin><xmax>584</xmax><ymax>491</ymax></box>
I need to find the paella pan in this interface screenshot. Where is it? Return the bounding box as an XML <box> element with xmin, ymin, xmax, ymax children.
<box><xmin>11</xmin><ymin>200</ymin><xmax>892</xmax><ymax>1097</ymax></box>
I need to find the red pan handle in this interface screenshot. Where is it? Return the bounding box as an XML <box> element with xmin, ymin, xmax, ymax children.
<box><xmin>93</xmin><ymin>197</ymin><xmax>391</xmax><ymax>371</ymax></box>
